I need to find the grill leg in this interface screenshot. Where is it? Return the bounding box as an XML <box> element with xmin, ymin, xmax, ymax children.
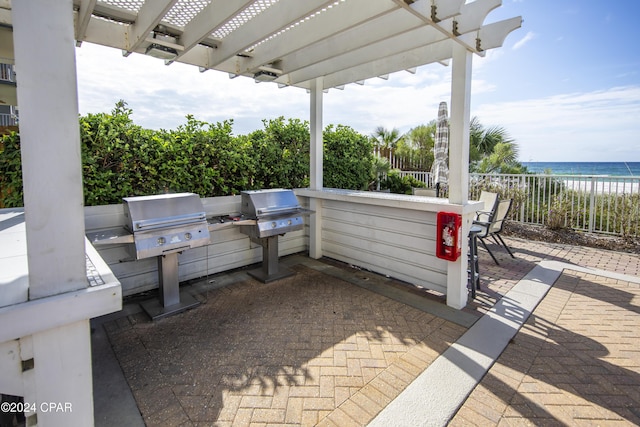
<box><xmin>248</xmin><ymin>236</ymin><xmax>296</xmax><ymax>283</ymax></box>
<box><xmin>140</xmin><ymin>252</ymin><xmax>200</xmax><ymax>320</ymax></box>
<box><xmin>263</xmin><ymin>236</ymin><xmax>280</xmax><ymax>277</ymax></box>
<box><xmin>159</xmin><ymin>253</ymin><xmax>179</xmax><ymax>307</ymax></box>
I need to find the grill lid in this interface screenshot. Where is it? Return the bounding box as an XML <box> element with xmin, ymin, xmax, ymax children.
<box><xmin>123</xmin><ymin>193</ymin><xmax>210</xmax><ymax>259</ymax></box>
<box><xmin>239</xmin><ymin>189</ymin><xmax>310</xmax><ymax>239</ymax></box>
<box><xmin>241</xmin><ymin>189</ymin><xmax>303</xmax><ymax>219</ymax></box>
<box><xmin>124</xmin><ymin>193</ymin><xmax>207</xmax><ymax>231</ymax></box>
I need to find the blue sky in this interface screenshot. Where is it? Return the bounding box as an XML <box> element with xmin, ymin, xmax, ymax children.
<box><xmin>75</xmin><ymin>0</ymin><xmax>640</xmax><ymax>162</ymax></box>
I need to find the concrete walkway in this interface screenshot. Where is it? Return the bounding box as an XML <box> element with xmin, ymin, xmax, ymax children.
<box><xmin>92</xmin><ymin>236</ymin><xmax>640</xmax><ymax>426</ymax></box>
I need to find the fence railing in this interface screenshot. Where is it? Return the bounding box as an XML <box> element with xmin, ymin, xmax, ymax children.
<box><xmin>373</xmin><ymin>147</ymin><xmax>429</xmax><ymax>171</ymax></box>
<box><xmin>0</xmin><ymin>113</ymin><xmax>17</xmax><ymax>127</ymax></box>
<box><xmin>397</xmin><ymin>170</ymin><xmax>434</xmax><ymax>188</ymax></box>
<box><xmin>399</xmin><ymin>170</ymin><xmax>640</xmax><ymax>238</ymax></box>
<box><xmin>0</xmin><ymin>64</ymin><xmax>16</xmax><ymax>83</ymax></box>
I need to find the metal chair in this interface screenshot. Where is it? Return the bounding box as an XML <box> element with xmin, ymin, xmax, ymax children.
<box><xmin>466</xmin><ymin>191</ymin><xmax>498</xmax><ymax>295</ymax></box>
<box><xmin>473</xmin><ymin>199</ymin><xmax>515</xmax><ymax>265</ymax></box>
<box><xmin>475</xmin><ymin>191</ymin><xmax>499</xmax><ymax>223</ymax></box>
<box><xmin>468</xmin><ymin>224</ymin><xmax>482</xmax><ymax>298</ymax></box>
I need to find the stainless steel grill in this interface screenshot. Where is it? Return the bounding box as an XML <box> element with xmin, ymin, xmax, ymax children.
<box><xmin>238</xmin><ymin>189</ymin><xmax>309</xmax><ymax>283</ymax></box>
<box><xmin>123</xmin><ymin>193</ymin><xmax>210</xmax><ymax>259</ymax></box>
<box><xmin>123</xmin><ymin>193</ymin><xmax>210</xmax><ymax>319</ymax></box>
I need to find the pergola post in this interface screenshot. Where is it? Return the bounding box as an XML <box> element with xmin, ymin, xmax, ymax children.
<box><xmin>308</xmin><ymin>77</ymin><xmax>323</xmax><ymax>258</ymax></box>
<box><xmin>12</xmin><ymin>1</ymin><xmax>95</xmax><ymax>425</ymax></box>
<box><xmin>13</xmin><ymin>0</ymin><xmax>87</xmax><ymax>298</ymax></box>
<box><xmin>446</xmin><ymin>42</ymin><xmax>473</xmax><ymax>309</ymax></box>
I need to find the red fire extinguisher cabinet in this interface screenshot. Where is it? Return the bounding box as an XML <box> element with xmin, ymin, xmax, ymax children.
<box><xmin>436</xmin><ymin>212</ymin><xmax>462</xmax><ymax>261</ymax></box>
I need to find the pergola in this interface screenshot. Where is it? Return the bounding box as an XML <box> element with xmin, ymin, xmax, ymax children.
<box><xmin>1</xmin><ymin>1</ymin><xmax>521</xmax><ymax>425</ymax></box>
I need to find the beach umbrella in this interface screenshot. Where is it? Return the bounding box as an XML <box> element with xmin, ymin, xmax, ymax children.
<box><xmin>431</xmin><ymin>101</ymin><xmax>449</xmax><ymax>195</ymax></box>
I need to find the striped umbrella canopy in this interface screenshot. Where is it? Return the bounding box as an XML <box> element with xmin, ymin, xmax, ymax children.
<box><xmin>432</xmin><ymin>101</ymin><xmax>449</xmax><ymax>189</ymax></box>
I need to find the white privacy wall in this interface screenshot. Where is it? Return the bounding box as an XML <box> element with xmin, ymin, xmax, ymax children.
<box><xmin>84</xmin><ymin>195</ymin><xmax>307</xmax><ymax>296</ymax></box>
<box><xmin>296</xmin><ymin>189</ymin><xmax>452</xmax><ymax>294</ymax></box>
<box><xmin>322</xmin><ymin>200</ymin><xmax>447</xmax><ymax>293</ymax></box>
<box><xmin>85</xmin><ymin>191</ymin><xmax>465</xmax><ymax>298</ymax></box>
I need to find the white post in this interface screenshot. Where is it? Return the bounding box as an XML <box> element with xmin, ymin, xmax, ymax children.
<box><xmin>12</xmin><ymin>2</ymin><xmax>96</xmax><ymax>426</ymax></box>
<box><xmin>13</xmin><ymin>0</ymin><xmax>87</xmax><ymax>299</ymax></box>
<box><xmin>309</xmin><ymin>77</ymin><xmax>323</xmax><ymax>258</ymax></box>
<box><xmin>310</xmin><ymin>77</ymin><xmax>323</xmax><ymax>190</ymax></box>
<box><xmin>27</xmin><ymin>321</ymin><xmax>95</xmax><ymax>426</ymax></box>
<box><xmin>446</xmin><ymin>43</ymin><xmax>473</xmax><ymax>309</ymax></box>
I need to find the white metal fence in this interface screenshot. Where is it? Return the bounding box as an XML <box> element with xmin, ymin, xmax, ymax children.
<box><xmin>0</xmin><ymin>113</ymin><xmax>17</xmax><ymax>126</ymax></box>
<box><xmin>399</xmin><ymin>170</ymin><xmax>640</xmax><ymax>237</ymax></box>
<box><xmin>373</xmin><ymin>147</ymin><xmax>429</xmax><ymax>171</ymax></box>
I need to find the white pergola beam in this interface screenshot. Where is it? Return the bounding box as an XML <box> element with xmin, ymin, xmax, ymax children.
<box><xmin>453</xmin><ymin>0</ymin><xmax>501</xmax><ymax>34</ymax></box>
<box><xmin>274</xmin><ymin>8</ymin><xmax>423</xmax><ymax>80</ymax></box>
<box><xmin>476</xmin><ymin>16</ymin><xmax>523</xmax><ymax>51</ymax></box>
<box><xmin>290</xmin><ymin>34</ymin><xmax>454</xmax><ymax>89</ymax></box>
<box><xmin>124</xmin><ymin>0</ymin><xmax>178</xmax><ymax>54</ymax></box>
<box><xmin>203</xmin><ymin>0</ymin><xmax>337</xmax><ymax>70</ymax></box>
<box><xmin>74</xmin><ymin>0</ymin><xmax>521</xmax><ymax>90</ymax></box>
<box><xmin>176</xmin><ymin>0</ymin><xmax>252</xmax><ymax>60</ymax></box>
<box><xmin>280</xmin><ymin>22</ymin><xmax>448</xmax><ymax>86</ymax></box>
<box><xmin>408</xmin><ymin>0</ymin><xmax>465</xmax><ymax>22</ymax></box>
<box><xmin>80</xmin><ymin>10</ymin><xmax>129</xmax><ymax>50</ymax></box>
<box><xmin>74</xmin><ymin>0</ymin><xmax>97</xmax><ymax>45</ymax></box>
<box><xmin>237</xmin><ymin>0</ymin><xmax>397</xmax><ymax>75</ymax></box>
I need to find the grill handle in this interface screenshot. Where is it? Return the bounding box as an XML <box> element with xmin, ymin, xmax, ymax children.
<box><xmin>134</xmin><ymin>212</ymin><xmax>207</xmax><ymax>230</ymax></box>
<box><xmin>257</xmin><ymin>206</ymin><xmax>302</xmax><ymax>215</ymax></box>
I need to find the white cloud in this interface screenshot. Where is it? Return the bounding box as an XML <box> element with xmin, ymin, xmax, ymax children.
<box><xmin>76</xmin><ymin>43</ymin><xmax>640</xmax><ymax>163</ymax></box>
<box><xmin>76</xmin><ymin>43</ymin><xmax>455</xmax><ymax>136</ymax></box>
<box><xmin>512</xmin><ymin>31</ymin><xmax>536</xmax><ymax>50</ymax></box>
<box><xmin>473</xmin><ymin>86</ymin><xmax>640</xmax><ymax>161</ymax></box>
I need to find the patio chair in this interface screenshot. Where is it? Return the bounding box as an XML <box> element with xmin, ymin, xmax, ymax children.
<box><xmin>474</xmin><ymin>198</ymin><xmax>515</xmax><ymax>265</ymax></box>
<box><xmin>475</xmin><ymin>191</ymin><xmax>499</xmax><ymax>223</ymax></box>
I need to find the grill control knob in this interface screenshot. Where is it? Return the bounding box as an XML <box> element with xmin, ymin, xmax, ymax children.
<box><xmin>157</xmin><ymin>237</ymin><xmax>166</xmax><ymax>245</ymax></box>
<box><xmin>271</xmin><ymin>221</ymin><xmax>277</xmax><ymax>228</ymax></box>
<box><xmin>184</xmin><ymin>232</ymin><xmax>192</xmax><ymax>240</ymax></box>
<box><xmin>287</xmin><ymin>219</ymin><xmax>292</xmax><ymax>225</ymax></box>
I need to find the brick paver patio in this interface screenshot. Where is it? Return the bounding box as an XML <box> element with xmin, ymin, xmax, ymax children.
<box><xmin>99</xmin><ymin>235</ymin><xmax>640</xmax><ymax>426</ymax></box>
<box><xmin>105</xmin><ymin>264</ymin><xmax>467</xmax><ymax>426</ymax></box>
<box><xmin>452</xmin><ymin>269</ymin><xmax>640</xmax><ymax>426</ymax></box>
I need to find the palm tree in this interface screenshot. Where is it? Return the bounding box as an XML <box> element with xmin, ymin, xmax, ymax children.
<box><xmin>469</xmin><ymin>117</ymin><xmax>513</xmax><ymax>157</ymax></box>
<box><xmin>370</xmin><ymin>156</ymin><xmax>391</xmax><ymax>190</ymax></box>
<box><xmin>469</xmin><ymin>117</ymin><xmax>524</xmax><ymax>173</ymax></box>
<box><xmin>475</xmin><ymin>142</ymin><xmax>521</xmax><ymax>173</ymax></box>
<box><xmin>371</xmin><ymin>127</ymin><xmax>404</xmax><ymax>161</ymax></box>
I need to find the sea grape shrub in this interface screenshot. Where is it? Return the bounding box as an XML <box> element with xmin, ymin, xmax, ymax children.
<box><xmin>546</xmin><ymin>192</ymin><xmax>574</xmax><ymax>230</ymax></box>
<box><xmin>381</xmin><ymin>170</ymin><xmax>426</xmax><ymax>194</ymax></box>
<box><xmin>248</xmin><ymin>117</ymin><xmax>310</xmax><ymax>190</ymax></box>
<box><xmin>323</xmin><ymin>124</ymin><xmax>374</xmax><ymax>190</ymax></box>
<box><xmin>0</xmin><ymin>131</ymin><xmax>23</xmax><ymax>208</ymax></box>
<box><xmin>1</xmin><ymin>102</ymin><xmax>376</xmax><ymax>206</ymax></box>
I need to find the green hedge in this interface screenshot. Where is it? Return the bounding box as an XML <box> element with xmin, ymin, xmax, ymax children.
<box><xmin>0</xmin><ymin>102</ymin><xmax>376</xmax><ymax>207</ymax></box>
<box><xmin>323</xmin><ymin>124</ymin><xmax>373</xmax><ymax>190</ymax></box>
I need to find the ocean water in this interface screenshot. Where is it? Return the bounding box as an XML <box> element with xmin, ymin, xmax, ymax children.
<box><xmin>521</xmin><ymin>162</ymin><xmax>640</xmax><ymax>176</ymax></box>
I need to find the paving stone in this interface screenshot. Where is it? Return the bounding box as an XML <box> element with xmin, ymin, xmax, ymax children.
<box><xmin>452</xmin><ymin>259</ymin><xmax>640</xmax><ymax>427</ymax></box>
<box><xmin>101</xmin><ymin>239</ymin><xmax>640</xmax><ymax>426</ymax></box>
